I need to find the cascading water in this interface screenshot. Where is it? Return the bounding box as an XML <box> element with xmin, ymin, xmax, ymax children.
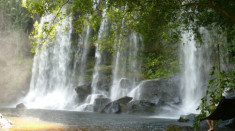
<box><xmin>72</xmin><ymin>25</ymin><xmax>91</xmax><ymax>86</ymax></box>
<box><xmin>23</xmin><ymin>14</ymin><xmax>77</xmax><ymax>109</ymax></box>
<box><xmin>111</xmin><ymin>32</ymin><xmax>143</xmax><ymax>100</ymax></box>
<box><xmin>78</xmin><ymin>8</ymin><xmax>109</xmax><ymax>109</ymax></box>
<box><xmin>21</xmin><ymin>1</ymin><xmax>144</xmax><ymax>111</ymax></box>
<box><xmin>180</xmin><ymin>28</ymin><xmax>211</xmax><ymax>114</ymax></box>
<box><xmin>91</xmin><ymin>9</ymin><xmax>108</xmax><ymax>95</ymax></box>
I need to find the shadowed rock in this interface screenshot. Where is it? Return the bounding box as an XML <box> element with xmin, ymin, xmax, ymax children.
<box><xmin>75</xmin><ymin>84</ymin><xmax>91</xmax><ymax>103</ymax></box>
<box><xmin>178</xmin><ymin>114</ymin><xmax>196</xmax><ymax>122</ymax></box>
<box><xmin>94</xmin><ymin>97</ymin><xmax>111</xmax><ymax>112</ymax></box>
<box><xmin>102</xmin><ymin>102</ymin><xmax>121</xmax><ymax>114</ymax></box>
<box><xmin>115</xmin><ymin>96</ymin><xmax>133</xmax><ymax>104</ymax></box>
<box><xmin>16</xmin><ymin>103</ymin><xmax>26</xmax><ymax>109</ymax></box>
<box><xmin>101</xmin><ymin>96</ymin><xmax>133</xmax><ymax>114</ymax></box>
<box><xmin>126</xmin><ymin>100</ymin><xmax>157</xmax><ymax>114</ymax></box>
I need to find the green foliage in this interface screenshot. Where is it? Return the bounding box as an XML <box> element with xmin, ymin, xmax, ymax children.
<box><xmin>143</xmin><ymin>52</ymin><xmax>179</xmax><ymax>79</ymax></box>
<box><xmin>21</xmin><ymin>0</ymin><xmax>235</xmax><ymax>49</ymax></box>
<box><xmin>227</xmin><ymin>25</ymin><xmax>235</xmax><ymax>63</ymax></box>
<box><xmin>193</xmin><ymin>67</ymin><xmax>235</xmax><ymax>130</ymax></box>
<box><xmin>0</xmin><ymin>0</ymin><xmax>32</xmax><ymax>31</ymax></box>
<box><xmin>21</xmin><ymin>0</ymin><xmax>234</xmax><ymax>80</ymax></box>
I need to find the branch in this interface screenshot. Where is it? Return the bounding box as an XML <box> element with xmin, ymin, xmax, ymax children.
<box><xmin>44</xmin><ymin>0</ymin><xmax>70</xmax><ymax>41</ymax></box>
<box><xmin>182</xmin><ymin>2</ymin><xmax>235</xmax><ymax>22</ymax></box>
<box><xmin>51</xmin><ymin>0</ymin><xmax>70</xmax><ymax>26</ymax></box>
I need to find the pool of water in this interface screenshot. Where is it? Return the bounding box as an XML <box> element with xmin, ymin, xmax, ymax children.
<box><xmin>0</xmin><ymin>108</ymin><xmax>193</xmax><ymax>131</ymax></box>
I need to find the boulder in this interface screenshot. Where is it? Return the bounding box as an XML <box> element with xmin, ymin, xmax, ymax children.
<box><xmin>119</xmin><ymin>78</ymin><xmax>131</xmax><ymax>89</ymax></box>
<box><xmin>101</xmin><ymin>96</ymin><xmax>133</xmax><ymax>114</ymax></box>
<box><xmin>130</xmin><ymin>74</ymin><xmax>181</xmax><ymax>104</ymax></box>
<box><xmin>126</xmin><ymin>100</ymin><xmax>157</xmax><ymax>114</ymax></box>
<box><xmin>102</xmin><ymin>102</ymin><xmax>121</xmax><ymax>114</ymax></box>
<box><xmin>93</xmin><ymin>97</ymin><xmax>111</xmax><ymax>112</ymax></box>
<box><xmin>75</xmin><ymin>84</ymin><xmax>91</xmax><ymax>102</ymax></box>
<box><xmin>16</xmin><ymin>103</ymin><xmax>26</xmax><ymax>109</ymax></box>
<box><xmin>115</xmin><ymin>96</ymin><xmax>133</xmax><ymax>104</ymax></box>
<box><xmin>178</xmin><ymin>114</ymin><xmax>196</xmax><ymax>122</ymax></box>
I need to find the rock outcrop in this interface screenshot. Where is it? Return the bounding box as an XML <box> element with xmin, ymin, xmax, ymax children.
<box><xmin>16</xmin><ymin>103</ymin><xmax>26</xmax><ymax>109</ymax></box>
<box><xmin>101</xmin><ymin>96</ymin><xmax>133</xmax><ymax>114</ymax></box>
<box><xmin>126</xmin><ymin>100</ymin><xmax>157</xmax><ymax>114</ymax></box>
<box><xmin>130</xmin><ymin>74</ymin><xmax>181</xmax><ymax>105</ymax></box>
<box><xmin>93</xmin><ymin>97</ymin><xmax>111</xmax><ymax>112</ymax></box>
<box><xmin>75</xmin><ymin>84</ymin><xmax>91</xmax><ymax>103</ymax></box>
<box><xmin>102</xmin><ymin>102</ymin><xmax>121</xmax><ymax>114</ymax></box>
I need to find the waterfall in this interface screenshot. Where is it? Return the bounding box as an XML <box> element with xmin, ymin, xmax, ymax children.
<box><xmin>180</xmin><ymin>28</ymin><xmax>211</xmax><ymax>114</ymax></box>
<box><xmin>23</xmin><ymin>14</ymin><xmax>77</xmax><ymax>109</ymax></box>
<box><xmin>79</xmin><ymin>8</ymin><xmax>109</xmax><ymax>109</ymax></box>
<box><xmin>91</xmin><ymin>9</ymin><xmax>108</xmax><ymax>95</ymax></box>
<box><xmin>21</xmin><ymin>1</ymin><xmax>144</xmax><ymax>111</ymax></box>
<box><xmin>72</xmin><ymin>25</ymin><xmax>91</xmax><ymax>86</ymax></box>
<box><xmin>111</xmin><ymin>32</ymin><xmax>143</xmax><ymax>100</ymax></box>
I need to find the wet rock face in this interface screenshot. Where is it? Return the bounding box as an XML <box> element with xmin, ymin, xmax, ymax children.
<box><xmin>102</xmin><ymin>98</ymin><xmax>158</xmax><ymax>115</ymax></box>
<box><xmin>115</xmin><ymin>96</ymin><xmax>132</xmax><ymax>105</ymax></box>
<box><xmin>93</xmin><ymin>97</ymin><xmax>111</xmax><ymax>112</ymax></box>
<box><xmin>126</xmin><ymin>100</ymin><xmax>157</xmax><ymax>114</ymax></box>
<box><xmin>75</xmin><ymin>84</ymin><xmax>91</xmax><ymax>103</ymax></box>
<box><xmin>135</xmin><ymin>74</ymin><xmax>182</xmax><ymax>105</ymax></box>
<box><xmin>75</xmin><ymin>80</ymin><xmax>111</xmax><ymax>103</ymax></box>
<box><xmin>101</xmin><ymin>96</ymin><xmax>133</xmax><ymax>114</ymax></box>
<box><xmin>102</xmin><ymin>102</ymin><xmax>121</xmax><ymax>114</ymax></box>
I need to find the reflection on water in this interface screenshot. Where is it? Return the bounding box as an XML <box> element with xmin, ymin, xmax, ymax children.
<box><xmin>6</xmin><ymin>116</ymin><xmax>64</xmax><ymax>131</ymax></box>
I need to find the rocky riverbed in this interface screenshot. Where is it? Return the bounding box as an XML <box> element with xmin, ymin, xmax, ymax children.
<box><xmin>0</xmin><ymin>108</ymin><xmax>234</xmax><ymax>131</ymax></box>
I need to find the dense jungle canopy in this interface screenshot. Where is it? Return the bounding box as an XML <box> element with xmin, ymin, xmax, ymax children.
<box><xmin>19</xmin><ymin>0</ymin><xmax>235</xmax><ymax>78</ymax></box>
<box><xmin>0</xmin><ymin>0</ymin><xmax>234</xmax><ymax>83</ymax></box>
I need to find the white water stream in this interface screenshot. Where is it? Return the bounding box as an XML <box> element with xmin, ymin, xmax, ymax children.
<box><xmin>23</xmin><ymin>14</ymin><xmax>77</xmax><ymax>109</ymax></box>
<box><xmin>180</xmin><ymin>28</ymin><xmax>211</xmax><ymax>114</ymax></box>
<box><xmin>20</xmin><ymin>1</ymin><xmax>214</xmax><ymax>115</ymax></box>
<box><xmin>111</xmin><ymin>32</ymin><xmax>143</xmax><ymax>100</ymax></box>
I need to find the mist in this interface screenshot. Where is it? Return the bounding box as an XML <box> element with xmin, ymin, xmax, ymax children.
<box><xmin>0</xmin><ymin>13</ymin><xmax>33</xmax><ymax>106</ymax></box>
